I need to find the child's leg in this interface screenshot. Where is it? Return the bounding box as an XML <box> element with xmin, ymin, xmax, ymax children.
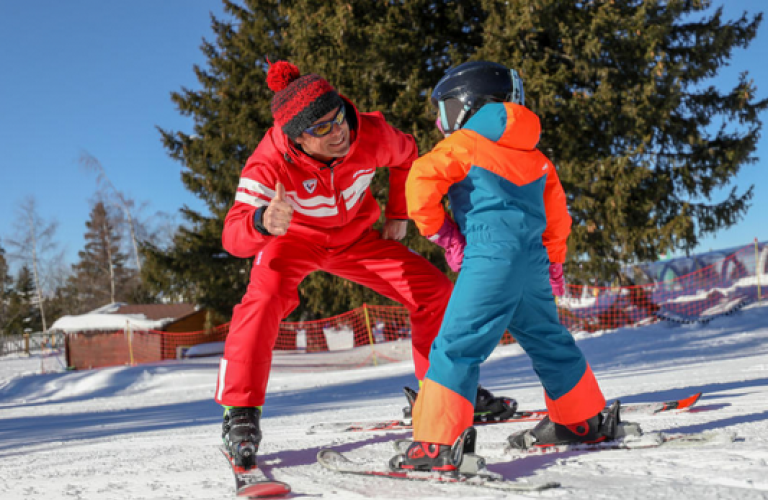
<box><xmin>413</xmin><ymin>245</ymin><xmax>521</xmax><ymax>444</ymax></box>
<box><xmin>507</xmin><ymin>253</ymin><xmax>605</xmax><ymax>424</ymax></box>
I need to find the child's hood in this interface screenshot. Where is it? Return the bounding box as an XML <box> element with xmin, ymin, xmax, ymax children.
<box><xmin>463</xmin><ymin>102</ymin><xmax>541</xmax><ymax>151</ymax></box>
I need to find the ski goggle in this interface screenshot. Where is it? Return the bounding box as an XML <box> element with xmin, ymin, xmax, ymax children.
<box><xmin>436</xmin><ymin>99</ymin><xmax>468</xmax><ymax>136</ymax></box>
<box><xmin>304</xmin><ymin>106</ymin><xmax>346</xmax><ymax>138</ymax></box>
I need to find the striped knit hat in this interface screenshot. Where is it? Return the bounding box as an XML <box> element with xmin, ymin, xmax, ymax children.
<box><xmin>267</xmin><ymin>61</ymin><xmax>344</xmax><ymax>140</ymax></box>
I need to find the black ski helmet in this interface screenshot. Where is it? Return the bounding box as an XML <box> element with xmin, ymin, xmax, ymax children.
<box><xmin>432</xmin><ymin>61</ymin><xmax>524</xmax><ymax>134</ymax></box>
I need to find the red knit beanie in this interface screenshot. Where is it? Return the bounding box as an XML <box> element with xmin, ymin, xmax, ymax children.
<box><xmin>267</xmin><ymin>61</ymin><xmax>344</xmax><ymax>139</ymax></box>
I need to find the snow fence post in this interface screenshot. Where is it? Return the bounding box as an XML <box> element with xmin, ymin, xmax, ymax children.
<box><xmin>126</xmin><ymin>321</ymin><xmax>136</xmax><ymax>366</ymax></box>
<box><xmin>362</xmin><ymin>304</ymin><xmax>378</xmax><ymax>367</ymax></box>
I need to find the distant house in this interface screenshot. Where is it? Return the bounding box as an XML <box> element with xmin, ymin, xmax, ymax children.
<box><xmin>50</xmin><ymin>302</ymin><xmax>207</xmax><ymax>334</ymax></box>
<box><xmin>51</xmin><ymin>303</ymin><xmax>220</xmax><ymax>370</ymax></box>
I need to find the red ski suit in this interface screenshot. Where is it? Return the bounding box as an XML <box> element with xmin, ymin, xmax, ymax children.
<box><xmin>215</xmin><ymin>98</ymin><xmax>452</xmax><ymax>407</ymax></box>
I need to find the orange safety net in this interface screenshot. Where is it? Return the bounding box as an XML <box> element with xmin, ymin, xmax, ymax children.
<box><xmin>559</xmin><ymin>243</ymin><xmax>765</xmax><ymax>332</ymax></box>
<box><xmin>65</xmin><ymin>323</ymin><xmax>231</xmax><ymax>370</ymax></box>
<box><xmin>65</xmin><ymin>242</ymin><xmax>766</xmax><ymax>370</ymax></box>
<box><xmin>274</xmin><ymin>305</ymin><xmax>411</xmax><ymax>352</ymax></box>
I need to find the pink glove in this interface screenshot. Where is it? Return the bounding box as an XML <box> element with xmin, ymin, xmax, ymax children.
<box><xmin>428</xmin><ymin>217</ymin><xmax>466</xmax><ymax>272</ymax></box>
<box><xmin>549</xmin><ymin>263</ymin><xmax>565</xmax><ymax>296</ymax></box>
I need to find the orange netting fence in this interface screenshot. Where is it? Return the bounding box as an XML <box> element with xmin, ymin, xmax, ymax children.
<box><xmin>64</xmin><ymin>241</ymin><xmax>766</xmax><ymax>370</ymax></box>
<box><xmin>560</xmin><ymin>241</ymin><xmax>766</xmax><ymax>332</ymax></box>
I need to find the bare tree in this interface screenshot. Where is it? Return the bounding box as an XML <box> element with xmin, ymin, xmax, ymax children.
<box><xmin>5</xmin><ymin>197</ymin><xmax>59</xmax><ymax>332</ymax></box>
<box><xmin>104</xmin><ymin>214</ymin><xmax>116</xmax><ymax>303</ymax></box>
<box><xmin>137</xmin><ymin>209</ymin><xmax>179</xmax><ymax>253</ymax></box>
<box><xmin>79</xmin><ymin>152</ymin><xmax>143</xmax><ymax>273</ymax></box>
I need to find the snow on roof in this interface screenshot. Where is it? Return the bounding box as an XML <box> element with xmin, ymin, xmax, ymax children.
<box><xmin>50</xmin><ymin>313</ymin><xmax>173</xmax><ymax>333</ymax></box>
<box><xmin>50</xmin><ymin>303</ymin><xmax>179</xmax><ymax>333</ymax></box>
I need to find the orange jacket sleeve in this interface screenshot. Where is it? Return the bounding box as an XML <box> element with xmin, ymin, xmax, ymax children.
<box><xmin>541</xmin><ymin>162</ymin><xmax>572</xmax><ymax>263</ymax></box>
<box><xmin>405</xmin><ymin>134</ymin><xmax>473</xmax><ymax>236</ymax></box>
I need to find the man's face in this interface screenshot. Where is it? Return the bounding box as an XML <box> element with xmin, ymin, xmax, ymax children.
<box><xmin>294</xmin><ymin>106</ymin><xmax>351</xmax><ymax>161</ymax></box>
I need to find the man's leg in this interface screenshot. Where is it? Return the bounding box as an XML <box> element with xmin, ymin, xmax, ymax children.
<box><xmin>216</xmin><ymin>236</ymin><xmax>322</xmax><ymax>407</ymax></box>
<box><xmin>323</xmin><ymin>229</ymin><xmax>452</xmax><ymax>380</ymax></box>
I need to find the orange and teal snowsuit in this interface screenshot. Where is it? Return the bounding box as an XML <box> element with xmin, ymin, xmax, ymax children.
<box><xmin>406</xmin><ymin>102</ymin><xmax>606</xmax><ymax>445</ymax></box>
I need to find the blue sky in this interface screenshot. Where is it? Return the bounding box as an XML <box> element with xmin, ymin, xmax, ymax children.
<box><xmin>0</xmin><ymin>1</ymin><xmax>765</xmax><ymax>274</ymax></box>
<box><xmin>0</xmin><ymin>1</ymin><xmax>227</xmax><ymax>268</ymax></box>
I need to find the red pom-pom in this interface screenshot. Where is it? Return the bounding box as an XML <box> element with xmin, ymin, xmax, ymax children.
<box><xmin>266</xmin><ymin>61</ymin><xmax>301</xmax><ymax>92</ymax></box>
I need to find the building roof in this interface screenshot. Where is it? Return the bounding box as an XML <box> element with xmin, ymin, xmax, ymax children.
<box><xmin>114</xmin><ymin>303</ymin><xmax>197</xmax><ymax>321</ymax></box>
<box><xmin>50</xmin><ymin>303</ymin><xmax>199</xmax><ymax>333</ymax></box>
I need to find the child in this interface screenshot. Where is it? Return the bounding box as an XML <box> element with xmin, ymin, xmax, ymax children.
<box><xmin>392</xmin><ymin>61</ymin><xmax>616</xmax><ymax>472</ymax></box>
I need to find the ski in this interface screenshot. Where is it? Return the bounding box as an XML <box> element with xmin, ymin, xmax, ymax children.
<box><xmin>220</xmin><ymin>447</ymin><xmax>291</xmax><ymax>498</ymax></box>
<box><xmin>393</xmin><ymin>428</ymin><xmax>735</xmax><ymax>456</ymax></box>
<box><xmin>316</xmin><ymin>449</ymin><xmax>560</xmax><ymax>493</ymax></box>
<box><xmin>307</xmin><ymin>391</ymin><xmax>703</xmax><ymax>434</ymax></box>
<box><xmin>505</xmin><ymin>429</ymin><xmax>735</xmax><ymax>455</ymax></box>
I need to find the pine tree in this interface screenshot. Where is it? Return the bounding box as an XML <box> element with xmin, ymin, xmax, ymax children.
<box><xmin>70</xmin><ymin>202</ymin><xmax>136</xmax><ymax>312</ymax></box>
<box><xmin>475</xmin><ymin>0</ymin><xmax>765</xmax><ymax>282</ymax></box>
<box><xmin>4</xmin><ymin>266</ymin><xmax>40</xmax><ymax>334</ymax></box>
<box><xmin>148</xmin><ymin>0</ymin><xmax>765</xmax><ymax>317</ymax></box>
<box><xmin>46</xmin><ymin>280</ymin><xmax>82</xmax><ymax>327</ymax></box>
<box><xmin>0</xmin><ymin>244</ymin><xmax>12</xmax><ymax>332</ymax></box>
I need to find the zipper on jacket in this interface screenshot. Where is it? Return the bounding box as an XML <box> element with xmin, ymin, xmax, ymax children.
<box><xmin>322</xmin><ymin>162</ymin><xmax>347</xmax><ymax>225</ymax></box>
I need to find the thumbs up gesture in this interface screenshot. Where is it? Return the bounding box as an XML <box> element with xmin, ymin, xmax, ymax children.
<box><xmin>263</xmin><ymin>183</ymin><xmax>294</xmax><ymax>236</ymax></box>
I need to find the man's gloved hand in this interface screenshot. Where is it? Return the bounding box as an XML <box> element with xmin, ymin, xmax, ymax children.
<box><xmin>428</xmin><ymin>217</ymin><xmax>466</xmax><ymax>272</ymax></box>
<box><xmin>261</xmin><ymin>183</ymin><xmax>294</xmax><ymax>236</ymax></box>
<box><xmin>549</xmin><ymin>262</ymin><xmax>565</xmax><ymax>296</ymax></box>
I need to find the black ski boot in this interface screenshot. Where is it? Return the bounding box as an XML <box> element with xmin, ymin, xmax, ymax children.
<box><xmin>402</xmin><ymin>386</ymin><xmax>418</xmax><ymax>420</ymax></box>
<box><xmin>222</xmin><ymin>407</ymin><xmax>262</xmax><ymax>469</ymax></box>
<box><xmin>474</xmin><ymin>385</ymin><xmax>518</xmax><ymax>422</ymax></box>
<box><xmin>402</xmin><ymin>385</ymin><xmax>518</xmax><ymax>422</ymax></box>
<box><xmin>508</xmin><ymin>400</ymin><xmax>622</xmax><ymax>450</ymax></box>
<box><xmin>390</xmin><ymin>427</ymin><xmax>477</xmax><ymax>474</ymax></box>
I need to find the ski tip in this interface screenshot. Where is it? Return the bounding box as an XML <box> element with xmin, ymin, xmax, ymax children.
<box><xmin>656</xmin><ymin>392</ymin><xmax>703</xmax><ymax>412</ymax></box>
<box><xmin>237</xmin><ymin>481</ymin><xmax>291</xmax><ymax>498</ymax></box>
<box><xmin>677</xmin><ymin>392</ymin><xmax>703</xmax><ymax>410</ymax></box>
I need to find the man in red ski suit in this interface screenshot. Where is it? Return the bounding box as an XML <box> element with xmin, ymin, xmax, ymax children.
<box><xmin>216</xmin><ymin>61</ymin><xmax>453</xmax><ymax>467</ymax></box>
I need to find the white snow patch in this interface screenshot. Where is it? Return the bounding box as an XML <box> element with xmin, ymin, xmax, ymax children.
<box><xmin>1</xmin><ymin>302</ymin><xmax>767</xmax><ymax>499</ymax></box>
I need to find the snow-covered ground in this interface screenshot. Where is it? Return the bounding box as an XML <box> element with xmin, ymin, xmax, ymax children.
<box><xmin>1</xmin><ymin>302</ymin><xmax>768</xmax><ymax>499</ymax></box>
